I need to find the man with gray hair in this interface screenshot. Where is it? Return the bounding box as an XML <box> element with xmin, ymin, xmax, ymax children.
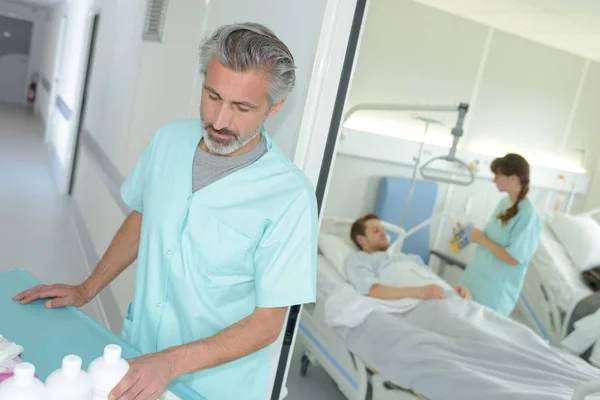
<box><xmin>14</xmin><ymin>23</ymin><xmax>318</xmax><ymax>400</ymax></box>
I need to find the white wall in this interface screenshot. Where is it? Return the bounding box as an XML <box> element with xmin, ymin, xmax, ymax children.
<box><xmin>0</xmin><ymin>0</ymin><xmax>48</xmax><ymax>105</ymax></box>
<box><xmin>37</xmin><ymin>0</ymin><xmax>96</xmax><ymax>192</ymax></box>
<box><xmin>346</xmin><ymin>0</ymin><xmax>600</xmax><ymax>174</ymax></box>
<box><xmin>34</xmin><ymin>6</ymin><xmax>62</xmax><ymax>123</ymax></box>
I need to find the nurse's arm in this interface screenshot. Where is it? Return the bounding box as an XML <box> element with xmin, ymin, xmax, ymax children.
<box><xmin>81</xmin><ymin>211</ymin><xmax>143</xmax><ymax>298</ymax></box>
<box><xmin>165</xmin><ymin>306</ymin><xmax>288</xmax><ymax>374</ymax></box>
<box><xmin>477</xmin><ymin>236</ymin><xmax>519</xmax><ymax>266</ymax></box>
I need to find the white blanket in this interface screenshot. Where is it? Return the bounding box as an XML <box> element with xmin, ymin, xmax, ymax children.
<box><xmin>324</xmin><ymin>283</ymin><xmax>421</xmax><ymax>328</ymax></box>
<box><xmin>324</xmin><ymin>286</ymin><xmax>600</xmax><ymax>399</ymax></box>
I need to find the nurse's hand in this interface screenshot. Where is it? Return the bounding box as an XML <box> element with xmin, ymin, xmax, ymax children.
<box><xmin>469</xmin><ymin>227</ymin><xmax>485</xmax><ymax>243</ymax></box>
<box><xmin>109</xmin><ymin>351</ymin><xmax>179</xmax><ymax>400</ymax></box>
<box><xmin>12</xmin><ymin>283</ymin><xmax>92</xmax><ymax>309</ymax></box>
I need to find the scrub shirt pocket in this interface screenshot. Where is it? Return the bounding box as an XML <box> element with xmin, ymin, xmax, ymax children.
<box><xmin>120</xmin><ymin>302</ymin><xmax>134</xmax><ymax>344</ymax></box>
<box><xmin>188</xmin><ymin>212</ymin><xmax>255</xmax><ymax>277</ymax></box>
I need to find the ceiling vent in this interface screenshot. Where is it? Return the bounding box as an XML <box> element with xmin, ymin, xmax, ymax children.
<box><xmin>143</xmin><ymin>0</ymin><xmax>169</xmax><ymax>42</ymax></box>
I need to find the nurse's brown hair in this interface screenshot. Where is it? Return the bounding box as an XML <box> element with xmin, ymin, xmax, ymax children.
<box><xmin>491</xmin><ymin>153</ymin><xmax>530</xmax><ymax>225</ymax></box>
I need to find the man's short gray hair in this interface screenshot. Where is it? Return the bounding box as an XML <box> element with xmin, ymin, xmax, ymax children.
<box><xmin>198</xmin><ymin>22</ymin><xmax>296</xmax><ymax>105</ymax></box>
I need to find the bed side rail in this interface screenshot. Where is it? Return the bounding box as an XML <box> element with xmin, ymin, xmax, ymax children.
<box><xmin>518</xmin><ymin>258</ymin><xmax>563</xmax><ymax>345</ymax></box>
<box><xmin>297</xmin><ymin>290</ymin><xmax>369</xmax><ymax>400</ymax></box>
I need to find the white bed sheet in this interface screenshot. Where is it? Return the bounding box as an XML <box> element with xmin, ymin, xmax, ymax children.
<box><xmin>329</xmin><ymin>288</ymin><xmax>600</xmax><ymax>400</ymax></box>
<box><xmin>532</xmin><ymin>221</ymin><xmax>592</xmax><ymax>312</ymax></box>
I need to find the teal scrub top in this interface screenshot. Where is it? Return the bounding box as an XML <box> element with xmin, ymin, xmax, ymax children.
<box><xmin>460</xmin><ymin>198</ymin><xmax>541</xmax><ymax>316</ymax></box>
<box><xmin>119</xmin><ymin>119</ymin><xmax>318</xmax><ymax>400</ymax></box>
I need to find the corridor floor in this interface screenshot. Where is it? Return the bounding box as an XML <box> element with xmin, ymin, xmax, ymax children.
<box><xmin>0</xmin><ymin>102</ymin><xmax>101</xmax><ymax>322</ymax></box>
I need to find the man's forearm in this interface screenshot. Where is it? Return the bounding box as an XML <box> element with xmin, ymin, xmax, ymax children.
<box><xmin>164</xmin><ymin>307</ymin><xmax>287</xmax><ymax>376</ymax></box>
<box><xmin>368</xmin><ymin>284</ymin><xmax>423</xmax><ymax>300</ymax></box>
<box><xmin>81</xmin><ymin>211</ymin><xmax>143</xmax><ymax>298</ymax></box>
<box><xmin>480</xmin><ymin>237</ymin><xmax>519</xmax><ymax>266</ymax></box>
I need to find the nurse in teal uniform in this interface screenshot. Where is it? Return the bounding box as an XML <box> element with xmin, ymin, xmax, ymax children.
<box><xmin>14</xmin><ymin>23</ymin><xmax>318</xmax><ymax>400</ymax></box>
<box><xmin>459</xmin><ymin>153</ymin><xmax>541</xmax><ymax>316</ymax></box>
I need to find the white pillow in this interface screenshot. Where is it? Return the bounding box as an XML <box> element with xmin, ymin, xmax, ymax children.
<box><xmin>318</xmin><ymin>233</ymin><xmax>356</xmax><ymax>276</ymax></box>
<box><xmin>532</xmin><ymin>223</ymin><xmax>590</xmax><ymax>310</ymax></box>
<box><xmin>317</xmin><ymin>254</ymin><xmax>347</xmax><ymax>295</ymax></box>
<box><xmin>546</xmin><ymin>213</ymin><xmax>600</xmax><ymax>272</ymax></box>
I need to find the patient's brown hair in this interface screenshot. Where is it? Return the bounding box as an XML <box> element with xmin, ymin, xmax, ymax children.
<box><xmin>350</xmin><ymin>213</ymin><xmax>380</xmax><ymax>249</ymax></box>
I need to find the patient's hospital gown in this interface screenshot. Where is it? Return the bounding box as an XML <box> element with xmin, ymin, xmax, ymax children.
<box><xmin>345</xmin><ymin>251</ymin><xmax>454</xmax><ymax>295</ymax></box>
<box><xmin>461</xmin><ymin>197</ymin><xmax>541</xmax><ymax>316</ymax></box>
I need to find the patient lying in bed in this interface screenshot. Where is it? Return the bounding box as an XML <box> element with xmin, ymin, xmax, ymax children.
<box><xmin>347</xmin><ymin>213</ymin><xmax>471</xmax><ymax>301</ymax></box>
<box><xmin>325</xmin><ymin>214</ymin><xmax>600</xmax><ymax>400</ymax></box>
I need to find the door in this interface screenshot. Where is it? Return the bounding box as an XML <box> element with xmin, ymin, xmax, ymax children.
<box><xmin>67</xmin><ymin>13</ymin><xmax>100</xmax><ymax>195</ymax></box>
<box><xmin>0</xmin><ymin>15</ymin><xmax>33</xmax><ymax>105</ymax></box>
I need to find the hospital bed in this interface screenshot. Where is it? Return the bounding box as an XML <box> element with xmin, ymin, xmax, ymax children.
<box><xmin>518</xmin><ymin>210</ymin><xmax>600</xmax><ymax>349</ymax></box>
<box><xmin>297</xmin><ymin>216</ymin><xmax>600</xmax><ymax>400</ymax></box>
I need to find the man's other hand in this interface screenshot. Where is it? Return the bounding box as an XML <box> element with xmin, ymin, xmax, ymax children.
<box><xmin>109</xmin><ymin>351</ymin><xmax>179</xmax><ymax>400</ymax></box>
<box><xmin>454</xmin><ymin>285</ymin><xmax>472</xmax><ymax>300</ymax></box>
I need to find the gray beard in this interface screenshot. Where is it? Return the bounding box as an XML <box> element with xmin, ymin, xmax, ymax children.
<box><xmin>203</xmin><ymin>127</ymin><xmax>261</xmax><ymax>155</ymax></box>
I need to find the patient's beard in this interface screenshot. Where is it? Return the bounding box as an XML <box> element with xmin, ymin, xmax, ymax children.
<box><xmin>376</xmin><ymin>243</ymin><xmax>389</xmax><ymax>252</ymax></box>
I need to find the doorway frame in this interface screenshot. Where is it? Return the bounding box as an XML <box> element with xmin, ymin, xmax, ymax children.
<box><xmin>269</xmin><ymin>0</ymin><xmax>370</xmax><ymax>398</ymax></box>
<box><xmin>67</xmin><ymin>10</ymin><xmax>101</xmax><ymax>195</ymax></box>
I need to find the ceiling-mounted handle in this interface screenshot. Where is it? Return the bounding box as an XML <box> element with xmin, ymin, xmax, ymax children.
<box><xmin>419</xmin><ymin>157</ymin><xmax>475</xmax><ymax>186</ymax></box>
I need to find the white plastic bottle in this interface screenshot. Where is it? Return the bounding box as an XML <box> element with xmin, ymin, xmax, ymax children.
<box><xmin>0</xmin><ymin>362</ymin><xmax>45</xmax><ymax>400</ymax></box>
<box><xmin>44</xmin><ymin>355</ymin><xmax>92</xmax><ymax>400</ymax></box>
<box><xmin>87</xmin><ymin>344</ymin><xmax>129</xmax><ymax>400</ymax></box>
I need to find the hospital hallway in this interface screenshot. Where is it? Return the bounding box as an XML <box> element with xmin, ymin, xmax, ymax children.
<box><xmin>0</xmin><ymin>102</ymin><xmax>103</xmax><ymax>322</ymax></box>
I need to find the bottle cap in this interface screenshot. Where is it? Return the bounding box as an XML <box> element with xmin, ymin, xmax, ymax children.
<box><xmin>104</xmin><ymin>344</ymin><xmax>122</xmax><ymax>364</ymax></box>
<box><xmin>13</xmin><ymin>362</ymin><xmax>35</xmax><ymax>385</ymax></box>
<box><xmin>62</xmin><ymin>355</ymin><xmax>82</xmax><ymax>378</ymax></box>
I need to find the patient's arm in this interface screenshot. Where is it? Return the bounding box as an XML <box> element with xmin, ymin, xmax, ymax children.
<box><xmin>368</xmin><ymin>284</ymin><xmax>446</xmax><ymax>300</ymax></box>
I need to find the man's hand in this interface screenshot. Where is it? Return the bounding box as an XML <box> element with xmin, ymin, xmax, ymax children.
<box><xmin>420</xmin><ymin>284</ymin><xmax>447</xmax><ymax>300</ymax></box>
<box><xmin>12</xmin><ymin>283</ymin><xmax>92</xmax><ymax>309</ymax></box>
<box><xmin>453</xmin><ymin>285</ymin><xmax>472</xmax><ymax>300</ymax></box>
<box><xmin>109</xmin><ymin>351</ymin><xmax>179</xmax><ymax>400</ymax></box>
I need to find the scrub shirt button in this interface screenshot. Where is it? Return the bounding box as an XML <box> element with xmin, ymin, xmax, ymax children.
<box><xmin>165</xmin><ymin>249</ymin><xmax>172</xmax><ymax>256</ymax></box>
<box><xmin>156</xmin><ymin>302</ymin><xmax>162</xmax><ymax>308</ymax></box>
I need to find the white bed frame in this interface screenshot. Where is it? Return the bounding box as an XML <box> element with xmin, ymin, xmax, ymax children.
<box><xmin>517</xmin><ymin>208</ymin><xmax>600</xmax><ymax>346</ymax></box>
<box><xmin>518</xmin><ymin>254</ymin><xmax>565</xmax><ymax>345</ymax></box>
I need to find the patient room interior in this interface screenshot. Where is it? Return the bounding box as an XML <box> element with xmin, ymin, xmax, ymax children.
<box><xmin>286</xmin><ymin>1</ymin><xmax>600</xmax><ymax>399</ymax></box>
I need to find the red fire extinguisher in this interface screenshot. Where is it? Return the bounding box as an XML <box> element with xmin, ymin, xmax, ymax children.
<box><xmin>27</xmin><ymin>81</ymin><xmax>37</xmax><ymax>103</ymax></box>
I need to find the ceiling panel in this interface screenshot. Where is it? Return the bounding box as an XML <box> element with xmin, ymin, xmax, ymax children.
<box><xmin>412</xmin><ymin>0</ymin><xmax>600</xmax><ymax>61</ymax></box>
